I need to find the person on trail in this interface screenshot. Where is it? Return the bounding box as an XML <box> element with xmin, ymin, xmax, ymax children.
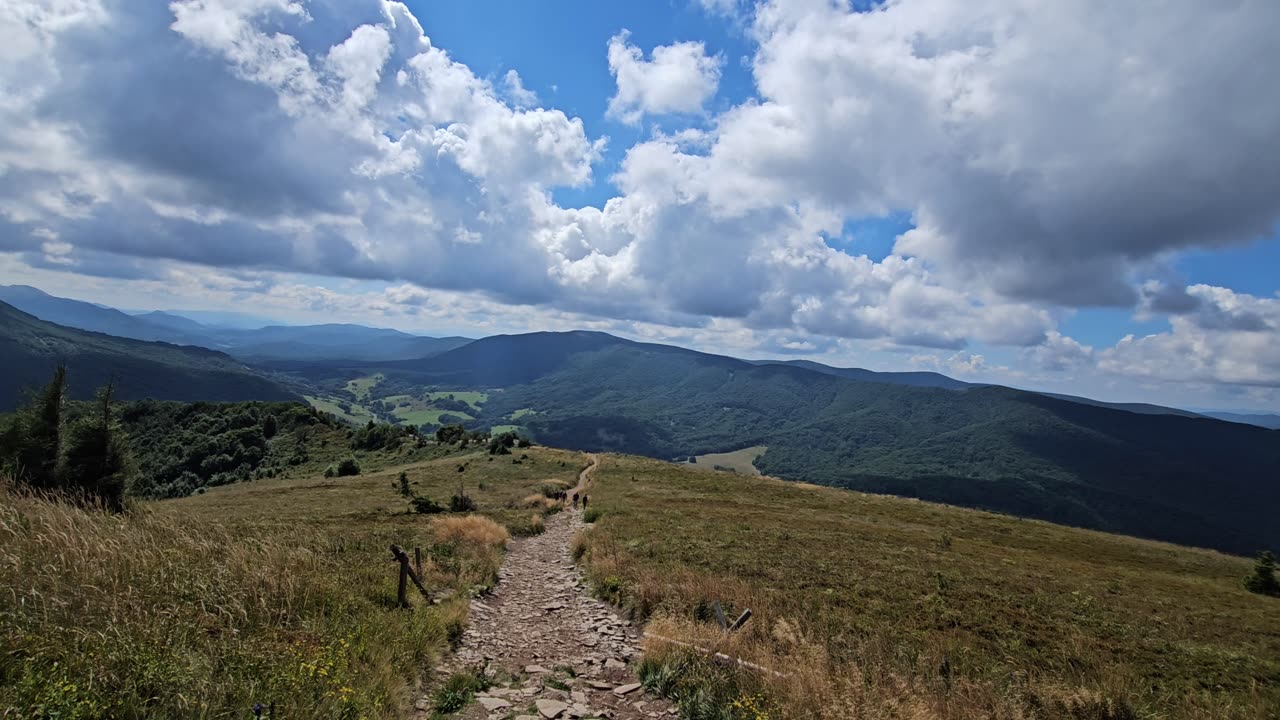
<box><xmin>581</xmin><ymin>494</ymin><xmax>589</xmax><ymax>511</ymax></box>
<box><xmin>571</xmin><ymin>492</ymin><xmax>578</xmax><ymax>508</ymax></box>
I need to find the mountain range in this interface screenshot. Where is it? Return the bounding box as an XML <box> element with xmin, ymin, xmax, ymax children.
<box><xmin>0</xmin><ymin>285</ymin><xmax>470</xmax><ymax>362</ymax></box>
<box><xmin>0</xmin><ymin>301</ymin><xmax>296</xmax><ymax>408</ymax></box>
<box><xmin>2</xmin><ymin>286</ymin><xmax>1277</xmax><ymax>554</ymax></box>
<box><xmin>379</xmin><ymin>331</ymin><xmax>1278</xmax><ymax>554</ymax></box>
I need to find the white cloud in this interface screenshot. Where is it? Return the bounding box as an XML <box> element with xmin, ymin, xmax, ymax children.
<box><xmin>606</xmin><ymin>30</ymin><xmax>722</xmax><ymax>124</ymax></box>
<box><xmin>503</xmin><ymin>69</ymin><xmax>537</xmax><ymax>109</ymax></box>
<box><xmin>1</xmin><ymin>0</ymin><xmax>1279</xmax><ymax>406</ymax></box>
<box><xmin>1099</xmin><ymin>286</ymin><xmax>1280</xmax><ymax>387</ymax></box>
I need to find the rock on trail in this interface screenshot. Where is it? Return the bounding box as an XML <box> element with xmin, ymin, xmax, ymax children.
<box><xmin>416</xmin><ymin>456</ymin><xmax>676</xmax><ymax>719</ymax></box>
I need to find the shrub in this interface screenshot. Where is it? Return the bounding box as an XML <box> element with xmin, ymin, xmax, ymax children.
<box><xmin>584</xmin><ymin>506</ymin><xmax>604</xmax><ymax>523</ymax></box>
<box><xmin>449</xmin><ymin>493</ymin><xmax>477</xmax><ymax>513</ymax></box>
<box><xmin>323</xmin><ymin>464</ymin><xmax>337</xmax><ymax>478</ymax></box>
<box><xmin>1244</xmin><ymin>551</ymin><xmax>1280</xmax><ymax>597</ymax></box>
<box><xmin>432</xmin><ymin>515</ymin><xmax>510</xmax><ymax>548</ymax></box>
<box><xmin>411</xmin><ymin>496</ymin><xmax>445</xmax><ymax>514</ymax></box>
<box><xmin>336</xmin><ymin>457</ymin><xmax>361</xmax><ymax>477</ymax></box>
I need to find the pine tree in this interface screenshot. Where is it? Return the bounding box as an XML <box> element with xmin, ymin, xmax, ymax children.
<box><xmin>11</xmin><ymin>365</ymin><xmax>67</xmax><ymax>489</ymax></box>
<box><xmin>1244</xmin><ymin>551</ymin><xmax>1280</xmax><ymax>597</ymax></box>
<box><xmin>61</xmin><ymin>382</ymin><xmax>132</xmax><ymax>511</ymax></box>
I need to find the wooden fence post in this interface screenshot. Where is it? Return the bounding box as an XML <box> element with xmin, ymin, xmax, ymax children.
<box><xmin>390</xmin><ymin>544</ymin><xmax>431</xmax><ymax>608</ymax></box>
<box><xmin>414</xmin><ymin>546</ymin><xmax>422</xmax><ymax>578</ymax></box>
<box><xmin>729</xmin><ymin>608</ymin><xmax>752</xmax><ymax>632</ymax></box>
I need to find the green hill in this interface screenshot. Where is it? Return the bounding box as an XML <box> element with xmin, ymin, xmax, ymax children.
<box><xmin>0</xmin><ymin>300</ymin><xmax>298</xmax><ymax>409</ymax></box>
<box><xmin>387</xmin><ymin>331</ymin><xmax>1279</xmax><ymax>554</ymax></box>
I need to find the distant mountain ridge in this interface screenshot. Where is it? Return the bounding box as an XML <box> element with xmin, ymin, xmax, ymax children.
<box><xmin>0</xmin><ymin>285</ymin><xmax>471</xmax><ymax>363</ymax></box>
<box><xmin>0</xmin><ymin>300</ymin><xmax>297</xmax><ymax>408</ymax></box>
<box><xmin>1201</xmin><ymin>411</ymin><xmax>1280</xmax><ymax>430</ymax></box>
<box><xmin>383</xmin><ymin>330</ymin><xmax>1279</xmax><ymax>555</ymax></box>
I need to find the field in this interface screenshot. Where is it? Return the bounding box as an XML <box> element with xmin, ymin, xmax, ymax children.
<box><xmin>393</xmin><ymin>407</ymin><xmax>474</xmax><ymax>426</ymax></box>
<box><xmin>510</xmin><ymin>407</ymin><xmax>537</xmax><ymax>420</ymax></box>
<box><xmin>303</xmin><ymin>393</ymin><xmax>375</xmax><ymax>425</ymax></box>
<box><xmin>489</xmin><ymin>424</ymin><xmax>525</xmax><ymax>435</ymax></box>
<box><xmin>576</xmin><ymin>454</ymin><xmax>1280</xmax><ymax>719</ymax></box>
<box><xmin>0</xmin><ymin>446</ymin><xmax>581</xmax><ymax>718</ymax></box>
<box><xmin>425</xmin><ymin>391</ymin><xmax>489</xmax><ymax>410</ymax></box>
<box><xmin>344</xmin><ymin>373</ymin><xmax>384</xmax><ymax>400</ymax></box>
<box><xmin>686</xmin><ymin>445</ymin><xmax>766</xmax><ymax>475</ymax></box>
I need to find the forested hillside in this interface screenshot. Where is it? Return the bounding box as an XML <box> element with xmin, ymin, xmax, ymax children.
<box><xmin>0</xmin><ymin>301</ymin><xmax>297</xmax><ymax>409</ymax></box>
<box><xmin>385</xmin><ymin>332</ymin><xmax>1279</xmax><ymax>554</ymax></box>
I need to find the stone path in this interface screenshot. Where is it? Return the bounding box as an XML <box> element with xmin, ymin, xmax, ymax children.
<box><xmin>415</xmin><ymin>456</ymin><xmax>675</xmax><ymax>720</ymax></box>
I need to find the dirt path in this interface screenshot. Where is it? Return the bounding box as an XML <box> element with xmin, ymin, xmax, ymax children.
<box><xmin>417</xmin><ymin>455</ymin><xmax>675</xmax><ymax>720</ymax></box>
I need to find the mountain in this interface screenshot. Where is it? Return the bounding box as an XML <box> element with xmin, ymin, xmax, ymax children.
<box><xmin>388</xmin><ymin>331</ymin><xmax>1279</xmax><ymax>554</ymax></box>
<box><xmin>751</xmin><ymin>358</ymin><xmax>974</xmax><ymax>390</ymax></box>
<box><xmin>0</xmin><ymin>301</ymin><xmax>297</xmax><ymax>409</ymax></box>
<box><xmin>132</xmin><ymin>310</ymin><xmax>210</xmax><ymax>334</ymax></box>
<box><xmin>3</xmin><ymin>285</ymin><xmax>472</xmax><ymax>362</ymax></box>
<box><xmin>1201</xmin><ymin>411</ymin><xmax>1280</xmax><ymax>429</ymax></box>
<box><xmin>219</xmin><ymin>324</ymin><xmax>472</xmax><ymax>362</ymax></box>
<box><xmin>0</xmin><ymin>285</ymin><xmax>202</xmax><ymax>344</ymax></box>
<box><xmin>1037</xmin><ymin>391</ymin><xmax>1207</xmax><ymax>418</ymax></box>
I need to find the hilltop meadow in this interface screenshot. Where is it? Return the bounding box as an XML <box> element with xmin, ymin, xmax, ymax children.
<box><xmin>575</xmin><ymin>454</ymin><xmax>1280</xmax><ymax>719</ymax></box>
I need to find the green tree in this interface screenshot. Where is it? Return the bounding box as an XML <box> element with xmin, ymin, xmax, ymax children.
<box><xmin>60</xmin><ymin>382</ymin><xmax>132</xmax><ymax>511</ymax></box>
<box><xmin>261</xmin><ymin>413</ymin><xmax>278</xmax><ymax>439</ymax></box>
<box><xmin>1244</xmin><ymin>551</ymin><xmax>1280</xmax><ymax>597</ymax></box>
<box><xmin>8</xmin><ymin>364</ymin><xmax>68</xmax><ymax>489</ymax></box>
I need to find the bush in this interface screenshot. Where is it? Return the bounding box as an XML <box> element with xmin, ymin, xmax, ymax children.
<box><xmin>584</xmin><ymin>506</ymin><xmax>604</xmax><ymax>523</ymax></box>
<box><xmin>336</xmin><ymin>457</ymin><xmax>361</xmax><ymax>477</ymax></box>
<box><xmin>411</xmin><ymin>496</ymin><xmax>445</xmax><ymax>514</ymax></box>
<box><xmin>323</xmin><ymin>465</ymin><xmax>337</xmax><ymax>478</ymax></box>
<box><xmin>449</xmin><ymin>493</ymin><xmax>477</xmax><ymax>513</ymax></box>
<box><xmin>1244</xmin><ymin>551</ymin><xmax>1280</xmax><ymax>597</ymax></box>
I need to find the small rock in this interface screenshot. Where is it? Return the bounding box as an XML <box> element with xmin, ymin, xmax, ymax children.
<box><xmin>536</xmin><ymin>698</ymin><xmax>570</xmax><ymax>718</ymax></box>
<box><xmin>613</xmin><ymin>682</ymin><xmax>642</xmax><ymax>696</ymax></box>
<box><xmin>477</xmin><ymin>696</ymin><xmax>512</xmax><ymax>711</ymax></box>
<box><xmin>525</xmin><ymin>664</ymin><xmax>550</xmax><ymax>674</ymax></box>
<box><xmin>604</xmin><ymin>658</ymin><xmax>626</xmax><ymax>669</ymax></box>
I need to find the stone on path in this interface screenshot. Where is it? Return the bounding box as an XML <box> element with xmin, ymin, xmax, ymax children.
<box><xmin>477</xmin><ymin>696</ymin><xmax>511</xmax><ymax>711</ymax></box>
<box><xmin>613</xmin><ymin>682</ymin><xmax>642</xmax><ymax>696</ymax></box>
<box><xmin>536</xmin><ymin>698</ymin><xmax>570</xmax><ymax>718</ymax></box>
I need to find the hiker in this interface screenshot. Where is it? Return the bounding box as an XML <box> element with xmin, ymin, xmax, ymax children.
<box><xmin>571</xmin><ymin>492</ymin><xmax>578</xmax><ymax>508</ymax></box>
<box><xmin>581</xmin><ymin>494</ymin><xmax>589</xmax><ymax>511</ymax></box>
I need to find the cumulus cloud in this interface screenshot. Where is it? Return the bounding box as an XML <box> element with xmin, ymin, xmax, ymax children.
<box><xmin>1099</xmin><ymin>286</ymin><xmax>1280</xmax><ymax>387</ymax></box>
<box><xmin>606</xmin><ymin>30</ymin><xmax>722</xmax><ymax>124</ymax></box>
<box><xmin>1</xmin><ymin>0</ymin><xmax>1278</xmax><ymax>402</ymax></box>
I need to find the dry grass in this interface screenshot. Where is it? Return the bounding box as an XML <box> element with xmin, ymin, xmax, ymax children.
<box><xmin>578</xmin><ymin>454</ymin><xmax>1280</xmax><ymax>719</ymax></box>
<box><xmin>0</xmin><ymin>446</ymin><xmax>584</xmax><ymax>718</ymax></box>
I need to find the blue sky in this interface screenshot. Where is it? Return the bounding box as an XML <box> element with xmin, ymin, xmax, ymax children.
<box><xmin>1</xmin><ymin>0</ymin><xmax>1279</xmax><ymax>411</ymax></box>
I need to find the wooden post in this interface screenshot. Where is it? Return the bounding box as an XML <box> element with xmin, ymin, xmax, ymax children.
<box><xmin>414</xmin><ymin>546</ymin><xmax>422</xmax><ymax>578</ymax></box>
<box><xmin>396</xmin><ymin>559</ymin><xmax>408</xmax><ymax>608</ymax></box>
<box><xmin>712</xmin><ymin>601</ymin><xmax>728</xmax><ymax>630</ymax></box>
<box><xmin>729</xmin><ymin>608</ymin><xmax>752</xmax><ymax>632</ymax></box>
<box><xmin>390</xmin><ymin>544</ymin><xmax>431</xmax><ymax>606</ymax></box>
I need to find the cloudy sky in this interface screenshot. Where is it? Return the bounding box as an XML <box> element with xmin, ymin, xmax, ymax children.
<box><xmin>2</xmin><ymin>0</ymin><xmax>1279</xmax><ymax>411</ymax></box>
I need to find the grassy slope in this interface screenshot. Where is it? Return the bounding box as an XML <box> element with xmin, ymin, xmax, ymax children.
<box><xmin>0</xmin><ymin>446</ymin><xmax>581</xmax><ymax>718</ymax></box>
<box><xmin>577</xmin><ymin>454</ymin><xmax>1280</xmax><ymax>719</ymax></box>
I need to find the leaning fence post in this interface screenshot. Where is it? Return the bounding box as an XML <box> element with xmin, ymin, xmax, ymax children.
<box><xmin>390</xmin><ymin>544</ymin><xmax>431</xmax><ymax>606</ymax></box>
<box><xmin>415</xmin><ymin>546</ymin><xmax>422</xmax><ymax>578</ymax></box>
<box><xmin>729</xmin><ymin>608</ymin><xmax>752</xmax><ymax>632</ymax></box>
<box><xmin>712</xmin><ymin>601</ymin><xmax>728</xmax><ymax>630</ymax></box>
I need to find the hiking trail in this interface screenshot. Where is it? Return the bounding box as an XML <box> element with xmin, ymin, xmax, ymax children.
<box><xmin>416</xmin><ymin>454</ymin><xmax>675</xmax><ymax>720</ymax></box>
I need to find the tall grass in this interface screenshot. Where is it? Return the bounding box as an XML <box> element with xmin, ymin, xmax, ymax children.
<box><xmin>576</xmin><ymin>455</ymin><xmax>1280</xmax><ymax>719</ymax></box>
<box><xmin>0</xmin><ymin>482</ymin><xmax>480</xmax><ymax>718</ymax></box>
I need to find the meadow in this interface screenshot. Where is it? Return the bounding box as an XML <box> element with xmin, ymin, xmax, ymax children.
<box><xmin>0</xmin><ymin>446</ymin><xmax>581</xmax><ymax>718</ymax></box>
<box><xmin>575</xmin><ymin>454</ymin><xmax>1280</xmax><ymax>719</ymax></box>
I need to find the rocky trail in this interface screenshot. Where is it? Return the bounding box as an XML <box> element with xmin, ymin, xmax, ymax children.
<box><xmin>416</xmin><ymin>456</ymin><xmax>676</xmax><ymax>720</ymax></box>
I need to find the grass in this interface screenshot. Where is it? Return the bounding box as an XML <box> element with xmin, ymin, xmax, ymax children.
<box><xmin>510</xmin><ymin>408</ymin><xmax>537</xmax><ymax>420</ymax></box>
<box><xmin>576</xmin><ymin>454</ymin><xmax>1280</xmax><ymax>719</ymax></box>
<box><xmin>393</xmin><ymin>407</ymin><xmax>474</xmax><ymax>426</ymax></box>
<box><xmin>0</xmin><ymin>446</ymin><xmax>580</xmax><ymax>718</ymax></box>
<box><xmin>344</xmin><ymin>374</ymin><xmax>384</xmax><ymax>401</ymax></box>
<box><xmin>303</xmin><ymin>394</ymin><xmax>375</xmax><ymax>426</ymax></box>
<box><xmin>488</xmin><ymin>424</ymin><xmax>524</xmax><ymax>435</ymax></box>
<box><xmin>424</xmin><ymin>391</ymin><xmax>489</xmax><ymax>410</ymax></box>
<box><xmin>686</xmin><ymin>445</ymin><xmax>767</xmax><ymax>476</ymax></box>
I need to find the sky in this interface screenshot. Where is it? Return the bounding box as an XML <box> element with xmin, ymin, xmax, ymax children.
<box><xmin>1</xmin><ymin>0</ymin><xmax>1279</xmax><ymax>412</ymax></box>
